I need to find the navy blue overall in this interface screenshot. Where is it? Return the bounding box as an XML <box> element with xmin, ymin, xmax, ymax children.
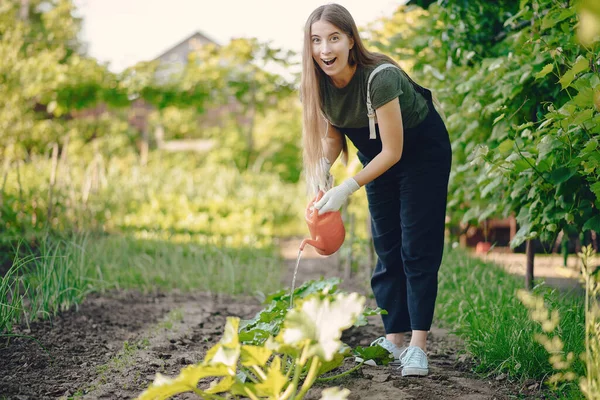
<box><xmin>339</xmin><ymin>90</ymin><xmax>451</xmax><ymax>333</ymax></box>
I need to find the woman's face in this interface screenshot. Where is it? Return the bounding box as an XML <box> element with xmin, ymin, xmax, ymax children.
<box><xmin>311</xmin><ymin>20</ymin><xmax>354</xmax><ymax>80</ymax></box>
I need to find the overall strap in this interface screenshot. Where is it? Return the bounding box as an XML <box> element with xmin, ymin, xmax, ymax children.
<box><xmin>366</xmin><ymin>63</ymin><xmax>401</xmax><ymax>140</ymax></box>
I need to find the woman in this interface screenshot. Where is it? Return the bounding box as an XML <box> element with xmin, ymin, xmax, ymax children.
<box><xmin>301</xmin><ymin>4</ymin><xmax>452</xmax><ymax>377</ymax></box>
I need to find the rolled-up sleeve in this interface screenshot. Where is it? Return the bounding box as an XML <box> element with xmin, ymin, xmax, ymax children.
<box><xmin>370</xmin><ymin>68</ymin><xmax>403</xmax><ymax>110</ymax></box>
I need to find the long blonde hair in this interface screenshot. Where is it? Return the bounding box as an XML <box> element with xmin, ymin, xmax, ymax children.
<box><xmin>300</xmin><ymin>3</ymin><xmax>444</xmax><ymax>193</ymax></box>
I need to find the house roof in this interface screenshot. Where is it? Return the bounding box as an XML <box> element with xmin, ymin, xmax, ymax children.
<box><xmin>151</xmin><ymin>30</ymin><xmax>219</xmax><ymax>62</ymax></box>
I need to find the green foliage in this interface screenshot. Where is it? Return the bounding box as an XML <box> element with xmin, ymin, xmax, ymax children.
<box><xmin>1</xmin><ymin>0</ymin><xmax>307</xmax><ymax>342</ymax></box>
<box><xmin>239</xmin><ymin>278</ymin><xmax>385</xmax><ymax>349</ymax></box>
<box><xmin>577</xmin><ymin>0</ymin><xmax>600</xmax><ymax>45</ymax></box>
<box><xmin>1</xmin><ymin>0</ymin><xmax>81</xmax><ymax>155</ymax></box>
<box><xmin>136</xmin><ymin>281</ymin><xmax>387</xmax><ymax>399</ymax></box>
<box><xmin>351</xmin><ymin>345</ymin><xmax>393</xmax><ymax>367</ymax></box>
<box><xmin>1</xmin><ymin>0</ymin><xmax>305</xmax><ymax>271</ymax></box>
<box><xmin>368</xmin><ymin>0</ymin><xmax>600</xmax><ymax>248</ymax></box>
<box><xmin>1</xmin><ymin>0</ymin><xmax>301</xmax><ymax>171</ymax></box>
<box><xmin>437</xmin><ymin>247</ymin><xmax>585</xmax><ymax>397</ymax></box>
<box><xmin>0</xmin><ymin>151</ymin><xmax>307</xmax><ymax>249</ymax></box>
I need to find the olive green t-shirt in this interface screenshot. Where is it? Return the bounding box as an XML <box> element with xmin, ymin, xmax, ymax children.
<box><xmin>319</xmin><ymin>63</ymin><xmax>429</xmax><ymax>130</ymax></box>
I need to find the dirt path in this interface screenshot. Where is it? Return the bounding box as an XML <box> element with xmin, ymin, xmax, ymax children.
<box><xmin>0</xmin><ymin>240</ymin><xmax>543</xmax><ymax>400</ymax></box>
<box><xmin>0</xmin><ymin>291</ymin><xmax>263</xmax><ymax>400</ymax></box>
<box><xmin>470</xmin><ymin>248</ymin><xmax>596</xmax><ymax>293</ymax></box>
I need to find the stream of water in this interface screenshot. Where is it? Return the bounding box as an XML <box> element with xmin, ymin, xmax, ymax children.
<box><xmin>289</xmin><ymin>249</ymin><xmax>303</xmax><ymax>309</ymax></box>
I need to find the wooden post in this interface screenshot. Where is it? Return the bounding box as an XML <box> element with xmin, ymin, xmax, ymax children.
<box><xmin>47</xmin><ymin>143</ymin><xmax>59</xmax><ymax>223</ymax></box>
<box><xmin>15</xmin><ymin>159</ymin><xmax>23</xmax><ymax>205</ymax></box>
<box><xmin>1</xmin><ymin>158</ymin><xmax>10</xmax><ymax>204</ymax></box>
<box><xmin>343</xmin><ymin>213</ymin><xmax>354</xmax><ymax>281</ymax></box>
<box><xmin>20</xmin><ymin>0</ymin><xmax>29</xmax><ymax>20</ymax></box>
<box><xmin>366</xmin><ymin>211</ymin><xmax>375</xmax><ymax>276</ymax></box>
<box><xmin>525</xmin><ymin>240</ymin><xmax>535</xmax><ymax>290</ymax></box>
<box><xmin>58</xmin><ymin>134</ymin><xmax>70</xmax><ymax>187</ymax></box>
<box><xmin>340</xmin><ymin>202</ymin><xmax>349</xmax><ymax>273</ymax></box>
<box><xmin>245</xmin><ymin>82</ymin><xmax>256</xmax><ymax>169</ymax></box>
<box><xmin>140</xmin><ymin>128</ymin><xmax>149</xmax><ymax>166</ymax></box>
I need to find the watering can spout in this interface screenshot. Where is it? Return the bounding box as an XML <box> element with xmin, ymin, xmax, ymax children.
<box><xmin>300</xmin><ymin>238</ymin><xmax>322</xmax><ymax>252</ymax></box>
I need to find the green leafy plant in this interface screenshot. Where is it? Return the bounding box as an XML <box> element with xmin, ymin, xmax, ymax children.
<box><xmin>368</xmin><ymin>0</ymin><xmax>600</xmax><ymax>248</ymax></box>
<box><xmin>239</xmin><ymin>278</ymin><xmax>390</xmax><ymax>367</ymax></box>
<box><xmin>239</xmin><ymin>278</ymin><xmax>345</xmax><ymax>346</ymax></box>
<box><xmin>137</xmin><ymin>286</ymin><xmax>367</xmax><ymax>400</ymax></box>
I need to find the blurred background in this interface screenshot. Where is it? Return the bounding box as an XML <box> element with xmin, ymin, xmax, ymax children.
<box><xmin>0</xmin><ymin>0</ymin><xmax>599</xmax><ymax>298</ymax></box>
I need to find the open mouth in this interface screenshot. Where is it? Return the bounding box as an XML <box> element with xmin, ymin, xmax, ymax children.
<box><xmin>322</xmin><ymin>57</ymin><xmax>337</xmax><ymax>66</ymax></box>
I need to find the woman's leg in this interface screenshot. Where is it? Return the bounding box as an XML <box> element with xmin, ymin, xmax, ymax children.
<box><xmin>367</xmin><ymin>176</ymin><xmax>410</xmax><ymax>337</ymax></box>
<box><xmin>399</xmin><ymin>119</ymin><xmax>452</xmax><ymax>342</ymax></box>
<box><xmin>410</xmin><ymin>330</ymin><xmax>428</xmax><ymax>351</ymax></box>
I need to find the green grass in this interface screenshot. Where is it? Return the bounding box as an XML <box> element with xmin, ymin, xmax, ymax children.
<box><xmin>84</xmin><ymin>234</ymin><xmax>282</xmax><ymax>294</ymax></box>
<box><xmin>436</xmin><ymin>246</ymin><xmax>586</xmax><ymax>398</ymax></box>
<box><xmin>0</xmin><ymin>233</ymin><xmax>283</xmax><ymax>333</ymax></box>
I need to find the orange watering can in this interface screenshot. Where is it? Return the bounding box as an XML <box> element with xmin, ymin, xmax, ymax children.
<box><xmin>299</xmin><ymin>190</ymin><xmax>345</xmax><ymax>256</ymax></box>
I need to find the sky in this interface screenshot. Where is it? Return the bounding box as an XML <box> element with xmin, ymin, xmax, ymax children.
<box><xmin>73</xmin><ymin>0</ymin><xmax>404</xmax><ymax>73</ymax></box>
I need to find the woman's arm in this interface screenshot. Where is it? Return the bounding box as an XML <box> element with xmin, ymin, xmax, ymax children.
<box><xmin>353</xmin><ymin>97</ymin><xmax>404</xmax><ymax>187</ymax></box>
<box><xmin>314</xmin><ymin>98</ymin><xmax>404</xmax><ymax>215</ymax></box>
<box><xmin>323</xmin><ymin>121</ymin><xmax>345</xmax><ymax>164</ymax></box>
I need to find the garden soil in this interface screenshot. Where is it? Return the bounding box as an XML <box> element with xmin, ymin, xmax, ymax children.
<box><xmin>1</xmin><ymin>239</ymin><xmax>551</xmax><ymax>400</ymax></box>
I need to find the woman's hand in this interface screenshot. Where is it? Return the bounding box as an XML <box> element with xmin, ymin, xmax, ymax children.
<box><xmin>314</xmin><ymin>178</ymin><xmax>360</xmax><ymax>215</ymax></box>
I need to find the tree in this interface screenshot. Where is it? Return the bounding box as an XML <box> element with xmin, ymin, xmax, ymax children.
<box><xmin>367</xmin><ymin>0</ymin><xmax>600</xmax><ymax>251</ymax></box>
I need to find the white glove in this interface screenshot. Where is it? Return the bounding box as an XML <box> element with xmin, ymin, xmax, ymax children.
<box><xmin>315</xmin><ymin>178</ymin><xmax>360</xmax><ymax>215</ymax></box>
<box><xmin>318</xmin><ymin>157</ymin><xmax>334</xmax><ymax>192</ymax></box>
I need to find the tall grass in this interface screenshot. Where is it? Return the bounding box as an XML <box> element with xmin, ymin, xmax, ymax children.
<box><xmin>436</xmin><ymin>247</ymin><xmax>585</xmax><ymax>398</ymax></box>
<box><xmin>0</xmin><ymin>234</ymin><xmax>283</xmax><ymax>333</ymax></box>
<box><xmin>84</xmin><ymin>234</ymin><xmax>282</xmax><ymax>295</ymax></box>
<box><xmin>0</xmin><ymin>237</ymin><xmax>93</xmax><ymax>332</ymax></box>
<box><xmin>26</xmin><ymin>237</ymin><xmax>92</xmax><ymax>320</ymax></box>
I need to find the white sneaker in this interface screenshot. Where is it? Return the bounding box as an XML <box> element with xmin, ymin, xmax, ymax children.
<box><xmin>355</xmin><ymin>337</ymin><xmax>405</xmax><ymax>366</ymax></box>
<box><xmin>399</xmin><ymin>346</ymin><xmax>429</xmax><ymax>376</ymax></box>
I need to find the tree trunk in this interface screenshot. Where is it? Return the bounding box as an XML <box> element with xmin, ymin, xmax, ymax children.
<box><xmin>509</xmin><ymin>215</ymin><xmax>517</xmax><ymax>250</ymax></box>
<box><xmin>553</xmin><ymin>229</ymin><xmax>564</xmax><ymax>253</ymax></box>
<box><xmin>525</xmin><ymin>240</ymin><xmax>535</xmax><ymax>290</ymax></box>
